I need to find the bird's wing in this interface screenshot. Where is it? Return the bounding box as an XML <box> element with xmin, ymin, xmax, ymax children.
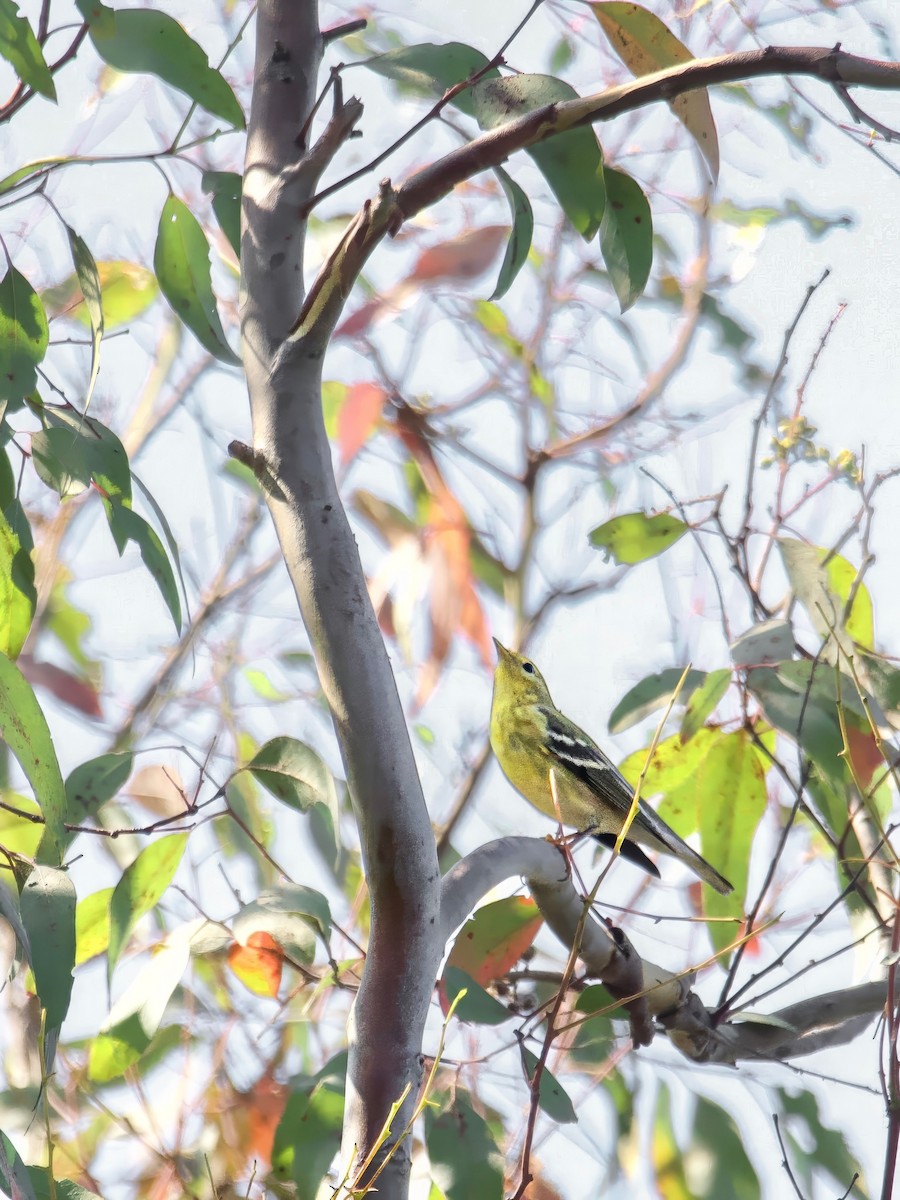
<box><xmin>539</xmin><ymin>706</ymin><xmax>634</xmax><ymax>816</ymax></box>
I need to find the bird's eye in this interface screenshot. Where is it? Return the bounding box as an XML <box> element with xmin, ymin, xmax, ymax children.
<box><xmin>522</xmin><ymin>662</ymin><xmax>535</xmax><ymax>675</ymax></box>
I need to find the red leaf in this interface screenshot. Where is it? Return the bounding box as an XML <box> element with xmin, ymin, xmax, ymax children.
<box><xmin>18</xmin><ymin>654</ymin><xmax>102</xmax><ymax>717</ymax></box>
<box><xmin>846</xmin><ymin>722</ymin><xmax>882</xmax><ymax>785</ymax></box>
<box><xmin>410</xmin><ymin>225</ymin><xmax>508</xmax><ymax>283</ymax></box>
<box><xmin>441</xmin><ymin>896</ymin><xmax>543</xmax><ymax>1014</ymax></box>
<box><xmin>338</xmin><ymin>382</ymin><xmax>389</xmax><ymax>464</ymax></box>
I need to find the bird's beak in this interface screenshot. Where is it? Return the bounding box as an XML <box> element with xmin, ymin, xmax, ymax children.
<box><xmin>492</xmin><ymin>637</ymin><xmax>510</xmax><ymax>661</ymax></box>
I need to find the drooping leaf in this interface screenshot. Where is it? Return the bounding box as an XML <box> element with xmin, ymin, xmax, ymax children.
<box><xmin>271</xmin><ymin>1053</ymin><xmax>347</xmax><ymax>1199</ymax></box>
<box><xmin>519</xmin><ymin>1046</ymin><xmax>577</xmax><ymax>1124</ymax></box>
<box><xmin>609</xmin><ymin>667</ymin><xmax>706</xmax><ymax>733</ymax></box>
<box><xmin>425</xmin><ymin>1093</ymin><xmax>504</xmax><ymax>1200</ymax></box>
<box><xmin>75</xmin><ymin>0</ymin><xmax>244</xmax><ymax>128</ymax></box>
<box><xmin>779</xmin><ymin>539</ymin><xmax>873</xmax><ymax>655</ymax></box>
<box><xmin>599</xmin><ymin>165</ymin><xmax>652</xmax><ymax>311</ymax></box>
<box><xmin>472</xmin><ymin>74</ymin><xmax>606</xmax><ymax>240</ymax></box>
<box><xmin>107</xmin><ymin>833</ymin><xmax>189</xmax><ymax>981</ymax></box>
<box><xmin>589</xmin><ymin>1</ymin><xmax>719</xmax><ymax>180</ymax></box>
<box><xmin>589</xmin><ymin>511</ymin><xmax>687</xmax><ymax>564</ymax></box>
<box><xmin>0</xmin><ymin>496</ymin><xmax>36</xmax><ymax>659</ymax></box>
<box><xmin>37</xmin><ymin>405</ymin><xmax>131</xmax><ymax>501</ymax></box>
<box><xmin>31</xmin><ymin>426</ymin><xmax>92</xmax><ymax>498</ymax></box>
<box><xmin>20</xmin><ymin>865</ymin><xmax>76</xmax><ymax>1067</ymax></box>
<box><xmin>0</xmin><ymin>653</ymin><xmax>66</xmax><ymax>863</ymax></box>
<box><xmin>154</xmin><ymin>195</ymin><xmax>240</xmax><ymax>364</ymax></box>
<box><xmin>0</xmin><ymin>267</ymin><xmax>48</xmax><ymax>402</ymax></box>
<box><xmin>202</xmin><ymin>169</ymin><xmax>242</xmax><ymax>259</ymax></box>
<box><xmin>490</xmin><ymin>167</ymin><xmax>534</xmax><ymax>300</ymax></box>
<box><xmin>0</xmin><ymin>0</ymin><xmax>55</xmax><ymax>99</ymax></box>
<box><xmin>63</xmin><ymin>225</ymin><xmax>104</xmax><ymax>409</ymax></box>
<box><xmin>228</xmin><ymin>930</ymin><xmax>284</xmax><ymax>997</ymax></box>
<box><xmin>363</xmin><ymin>42</ymin><xmax>499</xmax><ymax>118</ymax></box>
<box><xmin>102</xmin><ymin>501</ymin><xmax>182</xmax><ymax>632</ymax></box>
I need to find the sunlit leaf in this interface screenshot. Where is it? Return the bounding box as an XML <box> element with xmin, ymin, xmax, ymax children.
<box><xmin>337</xmin><ymin>381</ymin><xmax>388</xmax><ymax>464</ymax></box>
<box><xmin>0</xmin><ymin>0</ymin><xmax>55</xmax><ymax>98</ymax></box>
<box><xmin>589</xmin><ymin>1</ymin><xmax>719</xmax><ymax>180</ymax></box>
<box><xmin>443</xmin><ymin>896</ymin><xmax>542</xmax><ymax>1014</ymax></box>
<box><xmin>779</xmin><ymin>539</ymin><xmax>873</xmax><ymax>653</ymax></box>
<box><xmin>43</xmin><ymin>260</ymin><xmax>159</xmax><ymax>330</ymax></box>
<box><xmin>75</xmin><ymin>887</ymin><xmax>113</xmax><ymax>966</ymax></box>
<box><xmin>244</xmin><ymin>737</ymin><xmax>340</xmax><ymax>838</ymax></box>
<box><xmin>599</xmin><ymin>165</ymin><xmax>652</xmax><ymax>311</ymax></box>
<box><xmin>0</xmin><ymin>502</ymin><xmax>35</xmax><ymax>658</ymax></box>
<box><xmin>75</xmin><ymin>0</ymin><xmax>244</xmax><ymax>128</ymax></box>
<box><xmin>491</xmin><ymin>168</ymin><xmax>533</xmax><ymax>300</ymax></box>
<box><xmin>681</xmin><ymin>668</ymin><xmax>731</xmax><ymax>741</ymax></box>
<box><xmin>107</xmin><ymin>833</ymin><xmax>189</xmax><ymax>981</ymax></box>
<box><xmin>154</xmin><ymin>195</ymin><xmax>240</xmax><ymax>364</ymax></box>
<box><xmin>89</xmin><ymin>919</ymin><xmax>200</xmax><ymax>1082</ymax></box>
<box><xmin>271</xmin><ymin>1053</ymin><xmax>347</xmax><ymax>1198</ymax></box>
<box><xmin>0</xmin><ymin>267</ymin><xmax>48</xmax><ymax>402</ymax></box>
<box><xmin>589</xmin><ymin>511</ymin><xmax>687</xmax><ymax>564</ymax></box>
<box><xmin>0</xmin><ymin>653</ymin><xmax>66</xmax><ymax>863</ymax></box>
<box><xmin>228</xmin><ymin>930</ymin><xmax>284</xmax><ymax>996</ymax></box>
<box><xmin>472</xmin><ymin>74</ymin><xmax>606</xmax><ymax>240</ymax></box>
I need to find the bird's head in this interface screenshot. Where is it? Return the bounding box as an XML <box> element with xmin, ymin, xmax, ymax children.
<box><xmin>491</xmin><ymin>638</ymin><xmax>553</xmax><ymax>708</ymax></box>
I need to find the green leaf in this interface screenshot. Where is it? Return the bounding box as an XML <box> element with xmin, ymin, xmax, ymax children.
<box><xmin>363</xmin><ymin>42</ymin><xmax>499</xmax><ymax>119</ymax></box>
<box><xmin>445</xmin><ymin>896</ymin><xmax>542</xmax><ymax>988</ymax></box>
<box><xmin>65</xmin><ymin>752</ymin><xmax>133</xmax><ymax>826</ymax></box>
<box><xmin>691</xmin><ymin>1096</ymin><xmax>759</xmax><ymax>1197</ymax></box>
<box><xmin>63</xmin><ymin>225</ymin><xmax>103</xmax><ymax>409</ymax></box>
<box><xmin>519</xmin><ymin>1046</ymin><xmax>577</xmax><ymax>1123</ymax></box>
<box><xmin>75</xmin><ymin>0</ymin><xmax>244</xmax><ymax>128</ymax></box>
<box><xmin>589</xmin><ymin>511</ymin><xmax>687</xmax><ymax>564</ymax></box>
<box><xmin>694</xmin><ymin>729</ymin><xmax>767</xmax><ymax>957</ymax></box>
<box><xmin>132</xmin><ymin>472</ymin><xmax>188</xmax><ymax>625</ymax></box>
<box><xmin>0</xmin><ymin>0</ymin><xmax>55</xmax><ymax>98</ymax></box>
<box><xmin>20</xmin><ymin>865</ymin><xmax>76</xmax><ymax>1067</ymax></box>
<box><xmin>779</xmin><ymin>539</ymin><xmax>873</xmax><ymax>655</ymax></box>
<box><xmin>681</xmin><ymin>668</ymin><xmax>731</xmax><ymax>741</ymax></box>
<box><xmin>490</xmin><ymin>167</ymin><xmax>533</xmax><ymax>300</ymax></box>
<box><xmin>271</xmin><ymin>1053</ymin><xmax>347</xmax><ymax>1199</ymax></box>
<box><xmin>0</xmin><ymin>1128</ymin><xmax>37</xmax><ymax>1200</ymax></box>
<box><xmin>154</xmin><ymin>195</ymin><xmax>240</xmax><ymax>365</ymax></box>
<box><xmin>589</xmin><ymin>1</ymin><xmax>719</xmax><ymax>180</ymax></box>
<box><xmin>609</xmin><ymin>667</ymin><xmax>707</xmax><ymax>733</ymax></box>
<box><xmin>102</xmin><ymin>500</ymin><xmax>182</xmax><ymax>632</ymax></box>
<box><xmin>75</xmin><ymin>886</ymin><xmax>113</xmax><ymax>966</ymax></box>
<box><xmin>27</xmin><ymin>1168</ymin><xmax>103</xmax><ymax>1200</ymax></box>
<box><xmin>244</xmin><ymin>737</ymin><xmax>339</xmax><ymax>832</ymax></box>
<box><xmin>202</xmin><ymin>170</ymin><xmax>242</xmax><ymax>259</ymax></box>
<box><xmin>599</xmin><ymin>165</ymin><xmax>652</xmax><ymax>311</ymax></box>
<box><xmin>90</xmin><ymin>919</ymin><xmax>199</xmax><ymax>1082</ymax></box>
<box><xmin>107</xmin><ymin>833</ymin><xmax>189</xmax><ymax>981</ymax></box>
<box><xmin>569</xmin><ymin>985</ymin><xmax>617</xmax><ymax>1064</ymax></box>
<box><xmin>31</xmin><ymin>426</ymin><xmax>93</xmax><ymax>498</ymax></box>
<box><xmin>0</xmin><ymin>267</ymin><xmax>49</xmax><ymax>402</ymax></box>
<box><xmin>0</xmin><ymin>653</ymin><xmax>66</xmax><ymax>863</ymax></box>
<box><xmin>0</xmin><ymin>499</ymin><xmax>35</xmax><ymax>658</ymax></box>
<box><xmin>443</xmin><ymin>966</ymin><xmax>513</xmax><ymax>1026</ymax></box>
<box><xmin>729</xmin><ymin>618</ymin><xmax>794</xmax><ymax>667</ymax></box>
<box><xmin>747</xmin><ymin>664</ymin><xmax>845</xmax><ymax>786</ymax></box>
<box><xmin>425</xmin><ymin>1093</ymin><xmax>504</xmax><ymax>1200</ymax></box>
<box><xmin>233</xmin><ymin>882</ymin><xmax>332</xmax><ymax>966</ymax></box>
<box><xmin>472</xmin><ymin>74</ymin><xmax>606</xmax><ymax>240</ymax></box>
<box><xmin>37</xmin><ymin>405</ymin><xmax>131</xmax><ymax>501</ymax></box>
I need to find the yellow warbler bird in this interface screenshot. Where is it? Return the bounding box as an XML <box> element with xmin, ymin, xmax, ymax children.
<box><xmin>489</xmin><ymin>639</ymin><xmax>733</xmax><ymax>894</ymax></box>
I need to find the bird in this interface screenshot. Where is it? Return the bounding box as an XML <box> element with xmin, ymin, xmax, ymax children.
<box><xmin>489</xmin><ymin>639</ymin><xmax>733</xmax><ymax>894</ymax></box>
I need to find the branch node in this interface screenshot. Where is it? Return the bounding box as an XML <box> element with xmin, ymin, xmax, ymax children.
<box><xmin>227</xmin><ymin>440</ymin><xmax>286</xmax><ymax>500</ymax></box>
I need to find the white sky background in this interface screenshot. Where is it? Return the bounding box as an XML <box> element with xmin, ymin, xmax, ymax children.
<box><xmin>2</xmin><ymin>0</ymin><xmax>900</xmax><ymax>1196</ymax></box>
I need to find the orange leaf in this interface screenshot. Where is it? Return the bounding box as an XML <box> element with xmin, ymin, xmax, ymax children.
<box><xmin>248</xmin><ymin>1072</ymin><xmax>288</xmax><ymax>1163</ymax></box>
<box><xmin>338</xmin><ymin>382</ymin><xmax>389</xmax><ymax>464</ymax></box>
<box><xmin>228</xmin><ymin>931</ymin><xmax>283</xmax><ymax>997</ymax></box>
<box><xmin>846</xmin><ymin>721</ymin><xmax>882</xmax><ymax>785</ymax></box>
<box><xmin>410</xmin><ymin>225</ymin><xmax>508</xmax><ymax>283</ymax></box>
